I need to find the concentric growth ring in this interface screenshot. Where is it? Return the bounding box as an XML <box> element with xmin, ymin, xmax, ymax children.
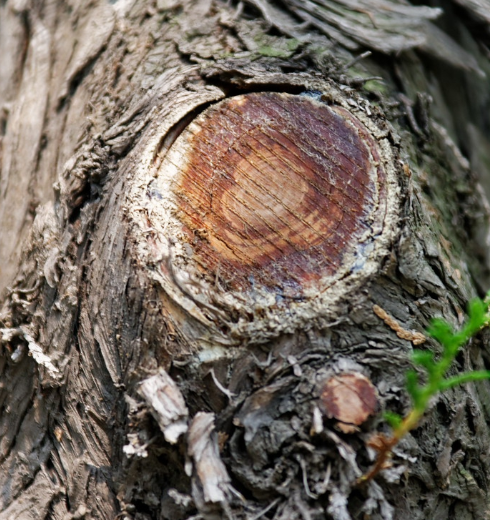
<box><xmin>159</xmin><ymin>92</ymin><xmax>387</xmax><ymax>299</ymax></box>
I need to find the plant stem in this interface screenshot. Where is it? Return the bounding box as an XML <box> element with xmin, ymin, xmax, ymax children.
<box><xmin>357</xmin><ymin>408</ymin><xmax>424</xmax><ymax>484</ymax></box>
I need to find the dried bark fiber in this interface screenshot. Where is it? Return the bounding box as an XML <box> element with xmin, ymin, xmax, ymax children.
<box><xmin>1</xmin><ymin>1</ymin><xmax>490</xmax><ymax>519</ymax></box>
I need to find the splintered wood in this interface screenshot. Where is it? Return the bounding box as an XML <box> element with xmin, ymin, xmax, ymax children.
<box><xmin>187</xmin><ymin>412</ymin><xmax>231</xmax><ymax>506</ymax></box>
<box><xmin>138</xmin><ymin>370</ymin><xmax>189</xmax><ymax>444</ymax></box>
<box><xmin>373</xmin><ymin>304</ymin><xmax>426</xmax><ymax>345</ymax></box>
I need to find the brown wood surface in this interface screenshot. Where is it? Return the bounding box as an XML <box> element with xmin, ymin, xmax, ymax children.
<box><xmin>170</xmin><ymin>92</ymin><xmax>387</xmax><ymax>294</ymax></box>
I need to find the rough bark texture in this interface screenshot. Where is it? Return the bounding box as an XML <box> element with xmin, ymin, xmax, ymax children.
<box><xmin>1</xmin><ymin>1</ymin><xmax>490</xmax><ymax>519</ymax></box>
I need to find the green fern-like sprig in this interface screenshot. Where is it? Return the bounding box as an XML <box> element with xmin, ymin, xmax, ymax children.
<box><xmin>359</xmin><ymin>295</ymin><xmax>490</xmax><ymax>484</ymax></box>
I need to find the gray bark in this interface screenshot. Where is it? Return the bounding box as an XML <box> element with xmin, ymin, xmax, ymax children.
<box><xmin>1</xmin><ymin>1</ymin><xmax>490</xmax><ymax>519</ymax></box>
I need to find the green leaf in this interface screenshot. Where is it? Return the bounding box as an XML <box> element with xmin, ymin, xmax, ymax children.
<box><xmin>411</xmin><ymin>350</ymin><xmax>435</xmax><ymax>369</ymax></box>
<box><xmin>383</xmin><ymin>411</ymin><xmax>402</xmax><ymax>429</ymax></box>
<box><xmin>465</xmin><ymin>298</ymin><xmax>487</xmax><ymax>336</ymax></box>
<box><xmin>439</xmin><ymin>370</ymin><xmax>490</xmax><ymax>391</ymax></box>
<box><xmin>406</xmin><ymin>370</ymin><xmax>421</xmax><ymax>405</ymax></box>
<box><xmin>427</xmin><ymin>319</ymin><xmax>454</xmax><ymax>346</ymax></box>
<box><xmin>484</xmin><ymin>291</ymin><xmax>490</xmax><ymax>306</ymax></box>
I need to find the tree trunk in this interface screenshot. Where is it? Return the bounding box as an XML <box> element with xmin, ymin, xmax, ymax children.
<box><xmin>1</xmin><ymin>1</ymin><xmax>490</xmax><ymax>519</ymax></box>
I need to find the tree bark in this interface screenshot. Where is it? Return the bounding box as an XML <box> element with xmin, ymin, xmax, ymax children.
<box><xmin>1</xmin><ymin>1</ymin><xmax>490</xmax><ymax>519</ymax></box>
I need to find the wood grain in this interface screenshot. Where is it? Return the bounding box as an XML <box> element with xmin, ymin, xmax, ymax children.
<box><xmin>171</xmin><ymin>92</ymin><xmax>386</xmax><ymax>295</ymax></box>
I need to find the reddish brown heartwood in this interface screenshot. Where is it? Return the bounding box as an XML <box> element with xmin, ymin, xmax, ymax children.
<box><xmin>171</xmin><ymin>92</ymin><xmax>388</xmax><ymax>296</ymax></box>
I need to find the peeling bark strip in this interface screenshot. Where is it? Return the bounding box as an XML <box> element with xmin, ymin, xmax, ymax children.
<box><xmin>138</xmin><ymin>370</ymin><xmax>189</xmax><ymax>444</ymax></box>
<box><xmin>143</xmin><ymin>87</ymin><xmax>400</xmax><ymax>345</ymax></box>
<box><xmin>187</xmin><ymin>412</ymin><xmax>232</xmax><ymax>507</ymax></box>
